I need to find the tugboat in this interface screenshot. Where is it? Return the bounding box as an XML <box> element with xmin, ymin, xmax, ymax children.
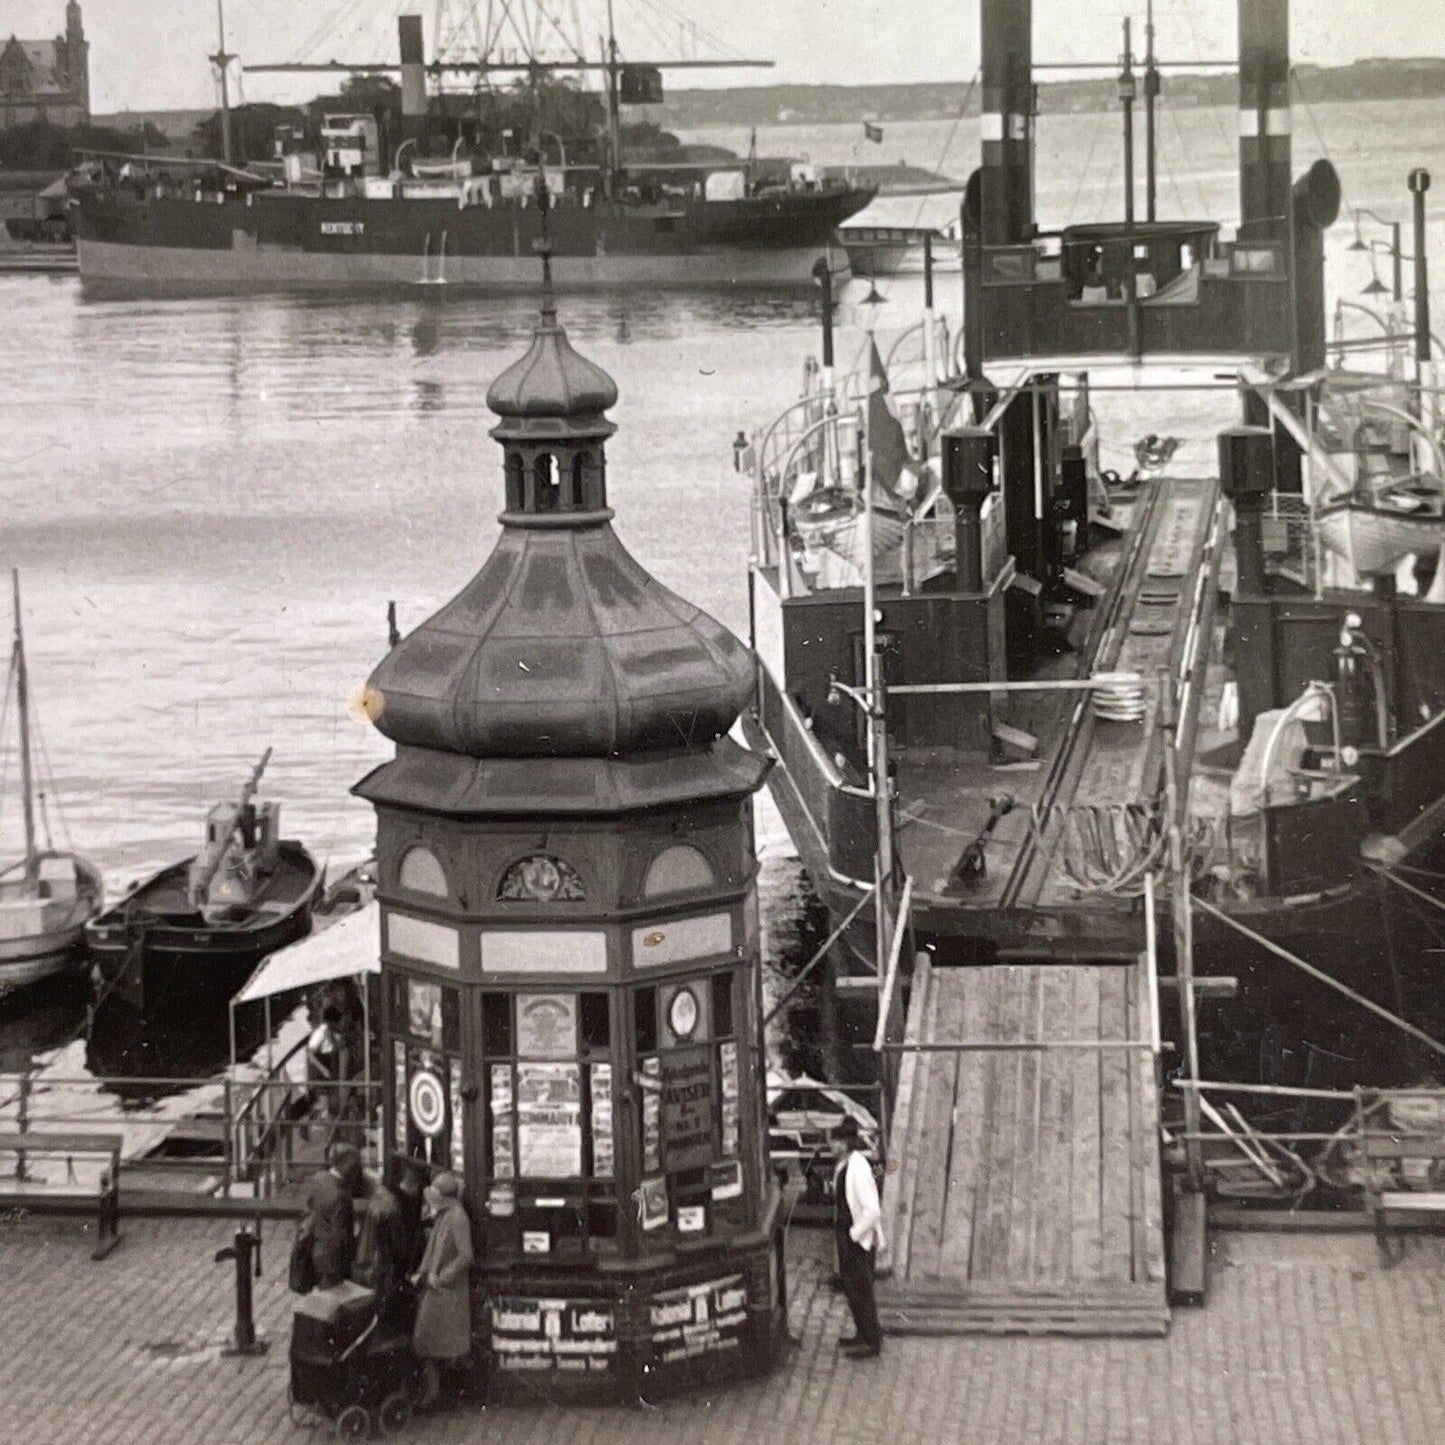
<box><xmin>0</xmin><ymin>572</ymin><xmax>103</xmax><ymax>994</ymax></box>
<box><xmin>86</xmin><ymin>749</ymin><xmax>322</xmax><ymax>1016</ymax></box>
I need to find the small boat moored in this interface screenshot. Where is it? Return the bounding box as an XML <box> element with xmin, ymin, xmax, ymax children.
<box><xmin>0</xmin><ymin>571</ymin><xmax>103</xmax><ymax>995</ymax></box>
<box><xmin>86</xmin><ymin>749</ymin><xmax>321</xmax><ymax>1016</ymax></box>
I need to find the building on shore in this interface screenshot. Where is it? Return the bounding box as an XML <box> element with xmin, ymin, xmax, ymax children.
<box><xmin>0</xmin><ymin>2</ymin><xmax>89</xmax><ymax>130</ymax></box>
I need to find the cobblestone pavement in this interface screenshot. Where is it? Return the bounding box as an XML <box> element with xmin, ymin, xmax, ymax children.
<box><xmin>3</xmin><ymin>1213</ymin><xmax>1444</xmax><ymax>1445</ymax></box>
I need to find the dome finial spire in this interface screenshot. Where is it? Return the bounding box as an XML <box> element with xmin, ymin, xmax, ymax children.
<box><xmin>533</xmin><ymin>161</ymin><xmax>556</xmax><ymax>326</ymax></box>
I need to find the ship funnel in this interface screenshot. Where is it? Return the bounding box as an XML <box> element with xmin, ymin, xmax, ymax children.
<box><xmin>1238</xmin><ymin>0</ymin><xmax>1290</xmax><ymax>238</ymax></box>
<box><xmin>979</xmin><ymin>0</ymin><xmax>1034</xmax><ymax>245</ymax></box>
<box><xmin>398</xmin><ymin>15</ymin><xmax>427</xmax><ymax>121</ymax></box>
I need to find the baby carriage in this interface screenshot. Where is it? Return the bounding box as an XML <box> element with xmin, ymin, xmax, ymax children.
<box><xmin>289</xmin><ymin>1281</ymin><xmax>421</xmax><ymax>1439</ymax></box>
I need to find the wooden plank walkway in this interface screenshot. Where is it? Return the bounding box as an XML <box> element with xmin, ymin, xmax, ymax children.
<box><xmin>877</xmin><ymin>962</ymin><xmax>1169</xmax><ymax>1336</ymax></box>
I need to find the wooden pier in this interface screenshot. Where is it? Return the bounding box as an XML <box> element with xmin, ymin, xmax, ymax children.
<box><xmin>878</xmin><ymin>958</ymin><xmax>1169</xmax><ymax>1336</ymax></box>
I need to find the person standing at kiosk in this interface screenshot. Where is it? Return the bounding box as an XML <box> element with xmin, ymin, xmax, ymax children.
<box><xmin>831</xmin><ymin>1117</ymin><xmax>883</xmax><ymax>1359</ymax></box>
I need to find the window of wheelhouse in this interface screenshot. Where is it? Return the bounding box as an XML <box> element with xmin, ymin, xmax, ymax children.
<box><xmin>635</xmin><ymin>967</ymin><xmax>746</xmax><ymax>1243</ymax></box>
<box><xmin>389</xmin><ymin>973</ymin><xmax>464</xmax><ymax>1177</ymax></box>
<box><xmin>482</xmin><ymin>989</ymin><xmax>617</xmax><ymax>1255</ymax></box>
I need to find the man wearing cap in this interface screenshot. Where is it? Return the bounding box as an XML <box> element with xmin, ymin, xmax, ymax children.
<box><xmin>830</xmin><ymin>1116</ymin><xmax>883</xmax><ymax>1359</ymax></box>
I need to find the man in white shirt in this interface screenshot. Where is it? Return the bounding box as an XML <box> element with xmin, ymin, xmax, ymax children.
<box><xmin>830</xmin><ymin>1115</ymin><xmax>883</xmax><ymax>1358</ymax></box>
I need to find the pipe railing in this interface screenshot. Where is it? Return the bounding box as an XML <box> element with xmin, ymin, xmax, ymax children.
<box><xmin>0</xmin><ymin>1069</ymin><xmax>381</xmax><ymax>1199</ymax></box>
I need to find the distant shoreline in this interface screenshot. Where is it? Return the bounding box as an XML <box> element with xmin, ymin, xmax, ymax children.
<box><xmin>94</xmin><ymin>59</ymin><xmax>1445</xmax><ymax>139</ymax></box>
<box><xmin>651</xmin><ymin>60</ymin><xmax>1445</xmax><ymax>128</ymax></box>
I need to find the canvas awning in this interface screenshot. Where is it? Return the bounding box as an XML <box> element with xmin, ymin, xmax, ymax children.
<box><xmin>232</xmin><ymin>902</ymin><xmax>380</xmax><ymax>1006</ymax></box>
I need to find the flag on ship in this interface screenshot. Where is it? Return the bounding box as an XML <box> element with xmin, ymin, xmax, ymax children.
<box><xmin>866</xmin><ymin>339</ymin><xmax>910</xmax><ymax>494</ymax></box>
<box><xmin>863</xmin><ymin>121</ymin><xmax>884</xmax><ymax>144</ymax></box>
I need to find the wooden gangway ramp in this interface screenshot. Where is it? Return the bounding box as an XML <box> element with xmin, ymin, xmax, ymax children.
<box><xmin>878</xmin><ymin>959</ymin><xmax>1169</xmax><ymax>1336</ymax></box>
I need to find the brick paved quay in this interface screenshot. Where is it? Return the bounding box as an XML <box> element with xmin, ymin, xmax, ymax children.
<box><xmin>3</xmin><ymin>1214</ymin><xmax>1444</xmax><ymax>1445</ymax></box>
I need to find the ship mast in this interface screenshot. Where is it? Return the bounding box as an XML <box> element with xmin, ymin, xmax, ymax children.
<box><xmin>211</xmin><ymin>0</ymin><xmax>235</xmax><ymax>165</ymax></box>
<box><xmin>11</xmin><ymin>571</ymin><xmax>38</xmax><ymax>875</ymax></box>
<box><xmin>604</xmin><ymin>0</ymin><xmax>621</xmax><ymax>194</ymax></box>
<box><xmin>1144</xmin><ymin>0</ymin><xmax>1159</xmax><ymax>222</ymax></box>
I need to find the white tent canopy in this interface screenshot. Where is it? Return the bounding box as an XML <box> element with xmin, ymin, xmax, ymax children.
<box><xmin>233</xmin><ymin>901</ymin><xmax>380</xmax><ymax>1007</ymax></box>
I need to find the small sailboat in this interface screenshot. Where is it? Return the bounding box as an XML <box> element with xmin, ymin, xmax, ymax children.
<box><xmin>85</xmin><ymin>748</ymin><xmax>322</xmax><ymax>1016</ymax></box>
<box><xmin>0</xmin><ymin>571</ymin><xmax>104</xmax><ymax>994</ymax></box>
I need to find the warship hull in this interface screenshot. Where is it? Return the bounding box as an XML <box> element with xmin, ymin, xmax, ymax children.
<box><xmin>75</xmin><ymin>187</ymin><xmax>865</xmax><ymax>293</ymax></box>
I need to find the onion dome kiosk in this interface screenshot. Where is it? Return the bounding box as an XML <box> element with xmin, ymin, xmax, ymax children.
<box><xmin>353</xmin><ymin>257</ymin><xmax>782</xmax><ymax>1402</ymax></box>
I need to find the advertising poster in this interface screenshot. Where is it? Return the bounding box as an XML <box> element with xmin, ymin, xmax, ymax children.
<box><xmin>408</xmin><ymin>978</ymin><xmax>443</xmax><ymax>1047</ymax></box>
<box><xmin>448</xmin><ymin>1059</ymin><xmax>465</xmax><ymax>1174</ymax></box>
<box><xmin>516</xmin><ymin>993</ymin><xmax>577</xmax><ymax>1059</ymax></box>
<box><xmin>642</xmin><ymin>1056</ymin><xmax>661</xmax><ymax>1173</ymax></box>
<box><xmin>393</xmin><ymin>1041</ymin><xmax>408</xmax><ymax>1150</ymax></box>
<box><xmin>590</xmin><ymin>1063</ymin><xmax>614</xmax><ymax>1178</ymax></box>
<box><xmin>720</xmin><ymin>1041</ymin><xmax>740</xmax><ymax>1156</ymax></box>
<box><xmin>640</xmin><ymin>1174</ymin><xmax>669</xmax><ymax>1231</ymax></box>
<box><xmin>490</xmin><ymin>1297</ymin><xmax>617</xmax><ymax>1374</ymax></box>
<box><xmin>491</xmin><ymin>1063</ymin><xmax>515</xmax><ymax>1179</ymax></box>
<box><xmin>647</xmin><ymin>1275</ymin><xmax>749</xmax><ymax>1365</ymax></box>
<box><xmin>517</xmin><ymin>1062</ymin><xmax>582</xmax><ymax>1178</ymax></box>
<box><xmin>661</xmin><ymin>1044</ymin><xmax>715</xmax><ymax>1171</ymax></box>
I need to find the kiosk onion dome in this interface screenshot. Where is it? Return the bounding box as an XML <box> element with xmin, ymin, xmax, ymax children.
<box><xmin>365</xmin><ymin>286</ymin><xmax>753</xmax><ymax>762</ymax></box>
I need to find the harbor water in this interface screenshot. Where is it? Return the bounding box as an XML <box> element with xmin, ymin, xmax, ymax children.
<box><xmin>3</xmin><ymin>102</ymin><xmax>1445</xmax><ymax>1095</ymax></box>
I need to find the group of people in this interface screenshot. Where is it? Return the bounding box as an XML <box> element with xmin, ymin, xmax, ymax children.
<box><xmin>296</xmin><ymin>1144</ymin><xmax>475</xmax><ymax>1410</ymax></box>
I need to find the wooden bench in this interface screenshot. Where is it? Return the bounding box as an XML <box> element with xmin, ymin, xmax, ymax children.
<box><xmin>0</xmin><ymin>1130</ymin><xmax>124</xmax><ymax>1259</ymax></box>
<box><xmin>1361</xmin><ymin>1132</ymin><xmax>1445</xmax><ymax>1265</ymax></box>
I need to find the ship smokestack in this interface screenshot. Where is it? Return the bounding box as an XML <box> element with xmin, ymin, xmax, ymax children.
<box><xmin>398</xmin><ymin>15</ymin><xmax>427</xmax><ymax>139</ymax></box>
<box><xmin>1238</xmin><ymin>0</ymin><xmax>1291</xmax><ymax>238</ymax></box>
<box><xmin>979</xmin><ymin>0</ymin><xmax>1034</xmax><ymax>246</ymax></box>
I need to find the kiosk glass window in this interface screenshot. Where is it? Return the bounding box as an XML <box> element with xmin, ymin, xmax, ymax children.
<box><xmin>483</xmin><ymin>990</ymin><xmax>617</xmax><ymax>1251</ymax></box>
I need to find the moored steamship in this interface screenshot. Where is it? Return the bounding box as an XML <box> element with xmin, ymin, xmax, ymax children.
<box><xmin>73</xmin><ymin>11</ymin><xmax>872</xmax><ymax>293</ymax></box>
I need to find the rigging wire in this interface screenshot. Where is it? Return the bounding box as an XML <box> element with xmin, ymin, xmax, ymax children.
<box><xmin>1064</xmin><ymin>103</ymin><xmax>1109</xmax><ymax>228</ymax></box>
<box><xmin>31</xmin><ymin>705</ymin><xmax>74</xmax><ymax>855</ymax></box>
<box><xmin>1161</xmin><ymin>91</ymin><xmax>1213</xmax><ymax>220</ymax></box>
<box><xmin>0</xmin><ymin>651</ymin><xmax>13</xmax><ymax>832</ymax></box>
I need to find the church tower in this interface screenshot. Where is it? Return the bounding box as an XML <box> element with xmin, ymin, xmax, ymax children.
<box><xmin>65</xmin><ymin>1</ymin><xmax>88</xmax><ymax>122</ymax></box>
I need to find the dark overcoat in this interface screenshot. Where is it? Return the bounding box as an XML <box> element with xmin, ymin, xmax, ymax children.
<box><xmin>412</xmin><ymin>1199</ymin><xmax>473</xmax><ymax>1361</ymax></box>
<box><xmin>303</xmin><ymin>1168</ymin><xmax>355</xmax><ymax>1289</ymax></box>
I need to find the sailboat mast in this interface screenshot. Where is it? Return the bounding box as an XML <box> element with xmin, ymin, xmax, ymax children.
<box><xmin>11</xmin><ymin>571</ymin><xmax>37</xmax><ymax>872</ymax></box>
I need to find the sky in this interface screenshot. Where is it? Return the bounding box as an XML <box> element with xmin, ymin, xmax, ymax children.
<box><xmin>9</xmin><ymin>0</ymin><xmax>1445</xmax><ymax>115</ymax></box>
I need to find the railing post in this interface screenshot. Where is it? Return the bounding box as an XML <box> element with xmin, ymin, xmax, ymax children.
<box><xmin>15</xmin><ymin>1075</ymin><xmax>30</xmax><ymax>1183</ymax></box>
<box><xmin>221</xmin><ymin>1077</ymin><xmax>233</xmax><ymax>1198</ymax></box>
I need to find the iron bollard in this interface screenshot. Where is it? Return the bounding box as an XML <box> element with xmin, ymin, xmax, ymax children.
<box><xmin>215</xmin><ymin>1225</ymin><xmax>268</xmax><ymax>1357</ymax></box>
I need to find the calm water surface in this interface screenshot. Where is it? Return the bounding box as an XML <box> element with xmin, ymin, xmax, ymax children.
<box><xmin>3</xmin><ymin>100</ymin><xmax>1445</xmax><ymax>1087</ymax></box>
